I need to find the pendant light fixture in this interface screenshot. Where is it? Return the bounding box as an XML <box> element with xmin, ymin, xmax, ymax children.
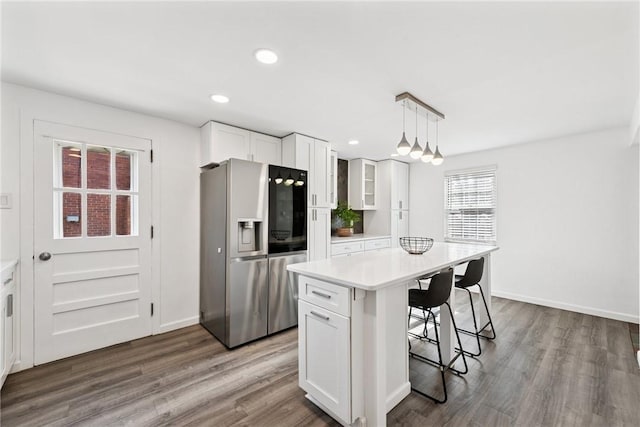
<box><xmin>409</xmin><ymin>105</ymin><xmax>423</xmax><ymax>159</ymax></box>
<box><xmin>396</xmin><ymin>100</ymin><xmax>411</xmax><ymax>156</ymax></box>
<box><xmin>431</xmin><ymin>118</ymin><xmax>444</xmax><ymax>166</ymax></box>
<box><xmin>421</xmin><ymin>114</ymin><xmax>434</xmax><ymax>163</ymax></box>
<box><xmin>274</xmin><ymin>171</ymin><xmax>283</xmax><ymax>184</ymax></box>
<box><xmin>284</xmin><ymin>171</ymin><xmax>295</xmax><ymax>186</ymax></box>
<box><xmin>294</xmin><ymin>172</ymin><xmax>305</xmax><ymax>186</ymax></box>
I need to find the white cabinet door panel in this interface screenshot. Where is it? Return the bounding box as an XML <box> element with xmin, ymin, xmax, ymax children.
<box><xmin>251</xmin><ymin>133</ymin><xmax>281</xmax><ymax>165</ymax></box>
<box><xmin>330</xmin><ymin>150</ymin><xmax>338</xmax><ymax>209</ymax></box>
<box><xmin>309</xmin><ymin>208</ymin><xmax>330</xmax><ymax>261</ymax></box>
<box><xmin>298</xmin><ymin>300</ymin><xmax>351</xmax><ymax>422</ymax></box>
<box><xmin>392</xmin><ymin>161</ymin><xmax>409</xmax><ymax>210</ymax></box>
<box><xmin>313</xmin><ymin>141</ymin><xmax>331</xmax><ymax>208</ymax></box>
<box><xmin>391</xmin><ymin>210</ymin><xmax>409</xmax><ymax>248</ymax></box>
<box><xmin>201</xmin><ymin>121</ymin><xmax>252</xmax><ymax>166</ymax></box>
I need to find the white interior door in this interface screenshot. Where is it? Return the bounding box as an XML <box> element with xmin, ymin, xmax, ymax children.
<box><xmin>33</xmin><ymin>121</ymin><xmax>152</xmax><ymax>365</ymax></box>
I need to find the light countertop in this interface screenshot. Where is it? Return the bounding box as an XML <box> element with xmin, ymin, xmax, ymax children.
<box><xmin>288</xmin><ymin>242</ymin><xmax>498</xmax><ymax>291</ymax></box>
<box><xmin>331</xmin><ymin>234</ymin><xmax>391</xmax><ymax>244</ymax></box>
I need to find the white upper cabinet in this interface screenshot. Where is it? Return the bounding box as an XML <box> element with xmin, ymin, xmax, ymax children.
<box><xmin>374</xmin><ymin>160</ymin><xmax>409</xmax><ymax>210</ymax></box>
<box><xmin>330</xmin><ymin>150</ymin><xmax>338</xmax><ymax>209</ymax></box>
<box><xmin>390</xmin><ymin>161</ymin><xmax>409</xmax><ymax>210</ymax></box>
<box><xmin>282</xmin><ymin>133</ymin><xmax>330</xmax><ymax>208</ymax></box>
<box><xmin>250</xmin><ymin>132</ymin><xmax>281</xmax><ymax>165</ymax></box>
<box><xmin>200</xmin><ymin>121</ymin><xmax>282</xmax><ymax>167</ymax></box>
<box><xmin>348</xmin><ymin>159</ymin><xmax>377</xmax><ymax>210</ymax></box>
<box><xmin>313</xmin><ymin>141</ymin><xmax>331</xmax><ymax>208</ymax></box>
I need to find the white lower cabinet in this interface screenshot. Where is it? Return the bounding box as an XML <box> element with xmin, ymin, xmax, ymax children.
<box><xmin>299</xmin><ymin>286</ymin><xmax>352</xmax><ymax>422</ymax></box>
<box><xmin>331</xmin><ymin>237</ymin><xmax>390</xmax><ymax>257</ymax></box>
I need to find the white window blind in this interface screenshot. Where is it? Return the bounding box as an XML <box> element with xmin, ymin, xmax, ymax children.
<box><xmin>444</xmin><ymin>167</ymin><xmax>497</xmax><ymax>244</ymax></box>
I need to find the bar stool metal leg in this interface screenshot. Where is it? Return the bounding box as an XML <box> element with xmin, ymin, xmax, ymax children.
<box><xmin>409</xmin><ymin>303</ymin><xmax>468</xmax><ymax>404</ymax></box>
<box><xmin>456</xmin><ymin>284</ymin><xmax>497</xmax><ymax>356</ymax></box>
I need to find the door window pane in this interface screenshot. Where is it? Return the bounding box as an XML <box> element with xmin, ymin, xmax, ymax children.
<box><xmin>59</xmin><ymin>142</ymin><xmax>82</xmax><ymax>188</ymax></box>
<box><xmin>61</xmin><ymin>192</ymin><xmax>82</xmax><ymax>238</ymax></box>
<box><xmin>115</xmin><ymin>151</ymin><xmax>134</xmax><ymax>191</ymax></box>
<box><xmin>116</xmin><ymin>195</ymin><xmax>131</xmax><ymax>236</ymax></box>
<box><xmin>87</xmin><ymin>146</ymin><xmax>111</xmax><ymax>190</ymax></box>
<box><xmin>87</xmin><ymin>193</ymin><xmax>111</xmax><ymax>237</ymax></box>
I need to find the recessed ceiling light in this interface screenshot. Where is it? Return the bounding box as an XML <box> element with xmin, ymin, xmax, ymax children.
<box><xmin>390</xmin><ymin>153</ymin><xmax>399</xmax><ymax>157</ymax></box>
<box><xmin>210</xmin><ymin>94</ymin><xmax>229</xmax><ymax>104</ymax></box>
<box><xmin>348</xmin><ymin>140</ymin><xmax>359</xmax><ymax>145</ymax></box>
<box><xmin>254</xmin><ymin>48</ymin><xmax>278</xmax><ymax>64</ymax></box>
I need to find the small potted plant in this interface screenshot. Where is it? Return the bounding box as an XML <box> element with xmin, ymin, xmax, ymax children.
<box><xmin>333</xmin><ymin>201</ymin><xmax>361</xmax><ymax>237</ymax></box>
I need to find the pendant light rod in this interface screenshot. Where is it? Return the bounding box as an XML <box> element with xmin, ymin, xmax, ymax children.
<box><xmin>403</xmin><ymin>99</ymin><xmax>406</xmax><ymax>129</ymax></box>
<box><xmin>395</xmin><ymin>92</ymin><xmax>445</xmax><ymax>120</ymax></box>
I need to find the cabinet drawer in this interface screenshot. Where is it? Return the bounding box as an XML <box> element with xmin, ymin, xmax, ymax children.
<box><xmin>364</xmin><ymin>238</ymin><xmax>391</xmax><ymax>251</ymax></box>
<box><xmin>331</xmin><ymin>241</ymin><xmax>364</xmax><ymax>256</ymax></box>
<box><xmin>298</xmin><ymin>276</ymin><xmax>351</xmax><ymax>317</ymax></box>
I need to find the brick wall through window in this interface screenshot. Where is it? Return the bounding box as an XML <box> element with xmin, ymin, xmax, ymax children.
<box><xmin>61</xmin><ymin>147</ymin><xmax>131</xmax><ymax>237</ymax></box>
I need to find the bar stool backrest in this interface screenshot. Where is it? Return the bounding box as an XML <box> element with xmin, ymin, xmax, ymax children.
<box><xmin>456</xmin><ymin>258</ymin><xmax>484</xmax><ymax>288</ymax></box>
<box><xmin>417</xmin><ymin>268</ymin><xmax>454</xmax><ymax>309</ymax></box>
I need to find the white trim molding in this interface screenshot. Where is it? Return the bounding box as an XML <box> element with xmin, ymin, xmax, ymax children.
<box><xmin>492</xmin><ymin>290</ymin><xmax>639</xmax><ymax>324</ymax></box>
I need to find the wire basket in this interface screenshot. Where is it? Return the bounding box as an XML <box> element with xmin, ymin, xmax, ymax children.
<box><xmin>399</xmin><ymin>237</ymin><xmax>434</xmax><ymax>255</ymax></box>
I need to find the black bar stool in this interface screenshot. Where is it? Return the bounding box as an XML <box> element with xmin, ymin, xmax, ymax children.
<box><xmin>454</xmin><ymin>258</ymin><xmax>496</xmax><ymax>357</ymax></box>
<box><xmin>408</xmin><ymin>268</ymin><xmax>468</xmax><ymax>404</ymax></box>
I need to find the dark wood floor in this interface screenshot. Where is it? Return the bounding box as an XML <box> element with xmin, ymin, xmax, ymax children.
<box><xmin>1</xmin><ymin>295</ymin><xmax>638</xmax><ymax>426</ymax></box>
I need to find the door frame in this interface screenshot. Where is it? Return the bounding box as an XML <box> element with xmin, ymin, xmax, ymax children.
<box><xmin>32</xmin><ymin>120</ymin><xmax>153</xmax><ymax>364</ymax></box>
<box><xmin>15</xmin><ymin>107</ymin><xmax>162</xmax><ymax>371</ymax></box>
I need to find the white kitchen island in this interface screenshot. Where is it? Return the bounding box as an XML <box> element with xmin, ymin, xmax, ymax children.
<box><xmin>287</xmin><ymin>242</ymin><xmax>498</xmax><ymax>427</ymax></box>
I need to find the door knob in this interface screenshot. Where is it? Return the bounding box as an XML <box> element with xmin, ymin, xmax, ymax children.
<box><xmin>39</xmin><ymin>252</ymin><xmax>52</xmax><ymax>261</ymax></box>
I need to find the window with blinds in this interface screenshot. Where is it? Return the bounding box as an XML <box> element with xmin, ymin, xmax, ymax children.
<box><xmin>444</xmin><ymin>167</ymin><xmax>497</xmax><ymax>244</ymax></box>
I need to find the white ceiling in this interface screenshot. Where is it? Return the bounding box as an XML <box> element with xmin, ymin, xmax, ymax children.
<box><xmin>2</xmin><ymin>1</ymin><xmax>638</xmax><ymax>160</ymax></box>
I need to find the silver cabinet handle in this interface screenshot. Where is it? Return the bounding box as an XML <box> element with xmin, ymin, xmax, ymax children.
<box><xmin>310</xmin><ymin>310</ymin><xmax>330</xmax><ymax>321</ymax></box>
<box><xmin>399</xmin><ymin>211</ymin><xmax>403</xmax><ymax>220</ymax></box>
<box><xmin>7</xmin><ymin>294</ymin><xmax>13</xmax><ymax>317</ymax></box>
<box><xmin>399</xmin><ymin>200</ymin><xmax>402</xmax><ymax>209</ymax></box>
<box><xmin>311</xmin><ymin>290</ymin><xmax>332</xmax><ymax>299</ymax></box>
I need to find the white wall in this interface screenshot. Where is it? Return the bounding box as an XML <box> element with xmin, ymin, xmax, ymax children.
<box><xmin>410</xmin><ymin>127</ymin><xmax>639</xmax><ymax>323</ymax></box>
<box><xmin>0</xmin><ymin>82</ymin><xmax>200</xmax><ymax>371</ymax></box>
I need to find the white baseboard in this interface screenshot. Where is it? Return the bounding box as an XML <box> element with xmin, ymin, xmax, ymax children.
<box><xmin>637</xmin><ymin>350</ymin><xmax>640</xmax><ymax>368</ymax></box>
<box><xmin>157</xmin><ymin>316</ymin><xmax>199</xmax><ymax>334</ymax></box>
<box><xmin>9</xmin><ymin>359</ymin><xmax>31</xmax><ymax>374</ymax></box>
<box><xmin>492</xmin><ymin>290</ymin><xmax>639</xmax><ymax>324</ymax></box>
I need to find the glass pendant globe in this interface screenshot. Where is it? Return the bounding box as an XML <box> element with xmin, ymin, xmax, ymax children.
<box><xmin>421</xmin><ymin>142</ymin><xmax>434</xmax><ymax>163</ymax></box>
<box><xmin>409</xmin><ymin>137</ymin><xmax>423</xmax><ymax>159</ymax></box>
<box><xmin>396</xmin><ymin>132</ymin><xmax>411</xmax><ymax>156</ymax></box>
<box><xmin>431</xmin><ymin>146</ymin><xmax>444</xmax><ymax>166</ymax></box>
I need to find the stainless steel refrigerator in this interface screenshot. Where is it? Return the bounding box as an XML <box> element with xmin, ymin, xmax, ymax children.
<box><xmin>267</xmin><ymin>165</ymin><xmax>308</xmax><ymax>334</ymax></box>
<box><xmin>200</xmin><ymin>159</ymin><xmax>269</xmax><ymax>348</ymax></box>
